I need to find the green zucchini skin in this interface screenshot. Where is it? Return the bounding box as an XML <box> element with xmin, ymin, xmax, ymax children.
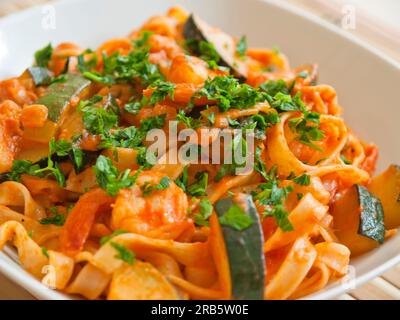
<box><xmin>183</xmin><ymin>14</ymin><xmax>247</xmax><ymax>81</ymax></box>
<box><xmin>36</xmin><ymin>73</ymin><xmax>91</xmax><ymax>122</ymax></box>
<box><xmin>356</xmin><ymin>185</ymin><xmax>385</xmax><ymax>244</ymax></box>
<box><xmin>215</xmin><ymin>195</ymin><xmax>265</xmax><ymax>300</ymax></box>
<box><xmin>27</xmin><ymin>67</ymin><xmax>53</xmax><ymax>86</ymax></box>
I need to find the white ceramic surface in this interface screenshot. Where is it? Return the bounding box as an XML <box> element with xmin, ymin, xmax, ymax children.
<box><xmin>0</xmin><ymin>0</ymin><xmax>399</xmax><ymax>300</ymax></box>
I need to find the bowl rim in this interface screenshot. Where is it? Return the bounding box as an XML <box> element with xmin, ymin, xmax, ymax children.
<box><xmin>0</xmin><ymin>0</ymin><xmax>399</xmax><ymax>300</ymax></box>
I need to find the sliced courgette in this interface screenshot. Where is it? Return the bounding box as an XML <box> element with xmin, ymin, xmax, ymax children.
<box><xmin>183</xmin><ymin>14</ymin><xmax>247</xmax><ymax>80</ymax></box>
<box><xmin>332</xmin><ymin>184</ymin><xmax>385</xmax><ymax>256</ymax></box>
<box><xmin>356</xmin><ymin>185</ymin><xmax>385</xmax><ymax>243</ymax></box>
<box><xmin>36</xmin><ymin>73</ymin><xmax>91</xmax><ymax>122</ymax></box>
<box><xmin>27</xmin><ymin>67</ymin><xmax>53</xmax><ymax>86</ymax></box>
<box><xmin>368</xmin><ymin>164</ymin><xmax>400</xmax><ymax>229</ymax></box>
<box><xmin>213</xmin><ymin>194</ymin><xmax>265</xmax><ymax>299</ymax></box>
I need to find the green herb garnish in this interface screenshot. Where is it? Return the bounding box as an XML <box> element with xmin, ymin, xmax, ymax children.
<box><xmin>34</xmin><ymin>43</ymin><xmax>53</xmax><ymax>68</ymax></box>
<box><xmin>219</xmin><ymin>204</ymin><xmax>253</xmax><ymax>231</ymax></box>
<box><xmin>194</xmin><ymin>198</ymin><xmax>213</xmax><ymax>226</ymax></box>
<box><xmin>39</xmin><ymin>206</ymin><xmax>66</xmax><ymax>226</ymax></box>
<box><xmin>110</xmin><ymin>242</ymin><xmax>135</xmax><ymax>265</ymax></box>
<box><xmin>187</xmin><ymin>172</ymin><xmax>208</xmax><ymax>196</ymax></box>
<box><xmin>293</xmin><ymin>174</ymin><xmax>311</xmax><ymax>186</ymax></box>
<box><xmin>141</xmin><ymin>176</ymin><xmax>171</xmax><ymax>196</ymax></box>
<box><xmin>94</xmin><ymin>155</ymin><xmax>140</xmax><ymax>196</ymax></box>
<box><xmin>236</xmin><ymin>36</ymin><xmax>247</xmax><ymax>57</ymax></box>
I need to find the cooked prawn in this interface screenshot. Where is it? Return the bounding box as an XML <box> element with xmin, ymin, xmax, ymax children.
<box><xmin>111</xmin><ymin>170</ymin><xmax>193</xmax><ymax>240</ymax></box>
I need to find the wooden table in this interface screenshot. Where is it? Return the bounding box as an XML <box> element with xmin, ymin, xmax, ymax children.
<box><xmin>0</xmin><ymin>0</ymin><xmax>399</xmax><ymax>301</ymax></box>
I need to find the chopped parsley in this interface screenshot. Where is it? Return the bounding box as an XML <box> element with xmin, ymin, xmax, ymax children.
<box><xmin>139</xmin><ymin>114</ymin><xmax>166</xmax><ymax>132</ymax></box>
<box><xmin>219</xmin><ymin>204</ymin><xmax>253</xmax><ymax>231</ymax></box>
<box><xmin>215</xmin><ymin>134</ymin><xmax>248</xmax><ymax>181</ymax></box>
<box><xmin>253</xmin><ymin>147</ymin><xmax>294</xmax><ymax>231</ymax></box>
<box><xmin>34</xmin><ymin>43</ymin><xmax>53</xmax><ymax>68</ymax></box>
<box><xmin>39</xmin><ymin>206</ymin><xmax>66</xmax><ymax>226</ymax></box>
<box><xmin>228</xmin><ymin>111</ymin><xmax>280</xmax><ymax>140</ymax></box>
<box><xmin>147</xmin><ymin>80</ymin><xmax>176</xmax><ymax>105</ymax></box>
<box><xmin>214</xmin><ymin>163</ymin><xmax>237</xmax><ymax>182</ymax></box>
<box><xmin>54</xmin><ymin>139</ymin><xmax>72</xmax><ymax>156</ymax></box>
<box><xmin>340</xmin><ymin>154</ymin><xmax>351</xmax><ymax>165</ymax></box>
<box><xmin>7</xmin><ymin>160</ymin><xmax>40</xmax><ymax>182</ymax></box>
<box><xmin>259</xmin><ymin>79</ymin><xmax>289</xmax><ymax>97</ymax></box>
<box><xmin>33</xmin><ymin>138</ymin><xmax>66</xmax><ymax>187</ymax></box>
<box><xmin>187</xmin><ymin>172</ymin><xmax>208</xmax><ymax>196</ymax></box>
<box><xmin>101</xmin><ymin>126</ymin><xmax>143</xmax><ymax>149</ymax></box>
<box><xmin>110</xmin><ymin>242</ymin><xmax>135</xmax><ymax>265</ymax></box>
<box><xmin>176</xmin><ymin>109</ymin><xmax>202</xmax><ymax>129</ymax></box>
<box><xmin>191</xmin><ymin>75</ymin><xmax>266</xmax><ymax>112</ymax></box>
<box><xmin>93</xmin><ymin>155</ymin><xmax>141</xmax><ymax>196</ymax></box>
<box><xmin>236</xmin><ymin>36</ymin><xmax>247</xmax><ymax>57</ymax></box>
<box><xmin>6</xmin><ymin>138</ymin><xmax>85</xmax><ymax>186</ymax></box>
<box><xmin>293</xmin><ymin>174</ymin><xmax>311</xmax><ymax>186</ymax></box>
<box><xmin>78</xmin><ymin>95</ymin><xmax>119</xmax><ymax>136</ymax></box>
<box><xmin>175</xmin><ymin>166</ymin><xmax>189</xmax><ymax>192</ymax></box>
<box><xmin>263</xmin><ymin>204</ymin><xmax>293</xmax><ymax>231</ymax></box>
<box><xmin>49</xmin><ymin>138</ymin><xmax>85</xmax><ymax>173</ymax></box>
<box><xmin>297</xmin><ymin>193</ymin><xmax>304</xmax><ymax>200</ymax></box>
<box><xmin>135</xmin><ymin>147</ymin><xmax>157</xmax><ymax>169</ymax></box>
<box><xmin>81</xmin><ymin>31</ymin><xmax>163</xmax><ymax>86</ymax></box>
<box><xmin>185</xmin><ymin>39</ymin><xmax>221</xmax><ymax>70</ymax></box>
<box><xmin>288</xmin><ymin>109</ymin><xmax>325</xmax><ymax>151</ymax></box>
<box><xmin>270</xmin><ymin>92</ymin><xmax>300</xmax><ymax>112</ymax></box>
<box><xmin>141</xmin><ymin>176</ymin><xmax>171</xmax><ymax>196</ymax></box>
<box><xmin>124</xmin><ymin>100</ymin><xmax>141</xmax><ymax>115</ymax></box>
<box><xmin>132</xmin><ymin>30</ymin><xmax>153</xmax><ymax>47</ymax></box>
<box><xmin>77</xmin><ymin>49</ymin><xmax>98</xmax><ymax>73</ymax></box>
<box><xmin>41</xmin><ymin>246</ymin><xmax>49</xmax><ymax>258</ymax></box>
<box><xmin>194</xmin><ymin>198</ymin><xmax>213</xmax><ymax>227</ymax></box>
<box><xmin>205</xmin><ymin>112</ymin><xmax>215</xmax><ymax>126</ymax></box>
<box><xmin>100</xmin><ymin>114</ymin><xmax>166</xmax><ymax>150</ymax></box>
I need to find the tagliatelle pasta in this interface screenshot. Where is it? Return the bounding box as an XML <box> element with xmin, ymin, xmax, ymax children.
<box><xmin>0</xmin><ymin>6</ymin><xmax>398</xmax><ymax>300</ymax></box>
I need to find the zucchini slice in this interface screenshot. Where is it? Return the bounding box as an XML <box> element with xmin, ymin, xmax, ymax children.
<box><xmin>368</xmin><ymin>164</ymin><xmax>400</xmax><ymax>229</ymax></box>
<box><xmin>356</xmin><ymin>185</ymin><xmax>385</xmax><ymax>243</ymax></box>
<box><xmin>183</xmin><ymin>14</ymin><xmax>247</xmax><ymax>80</ymax></box>
<box><xmin>27</xmin><ymin>67</ymin><xmax>53</xmax><ymax>86</ymax></box>
<box><xmin>36</xmin><ymin>73</ymin><xmax>91</xmax><ymax>122</ymax></box>
<box><xmin>332</xmin><ymin>184</ymin><xmax>385</xmax><ymax>256</ymax></box>
<box><xmin>213</xmin><ymin>194</ymin><xmax>265</xmax><ymax>299</ymax></box>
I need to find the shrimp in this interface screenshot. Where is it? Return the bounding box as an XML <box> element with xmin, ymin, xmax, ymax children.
<box><xmin>20</xmin><ymin>104</ymin><xmax>48</xmax><ymax>128</ymax></box>
<box><xmin>111</xmin><ymin>170</ymin><xmax>193</xmax><ymax>240</ymax></box>
<box><xmin>0</xmin><ymin>100</ymin><xmax>22</xmax><ymax>173</ymax></box>
<box><xmin>124</xmin><ymin>103</ymin><xmax>176</xmax><ymax>127</ymax></box>
<box><xmin>148</xmin><ymin>34</ymin><xmax>184</xmax><ymax>59</ymax></box>
<box><xmin>49</xmin><ymin>42</ymin><xmax>83</xmax><ymax>76</ymax></box>
<box><xmin>360</xmin><ymin>144</ymin><xmax>378</xmax><ymax>177</ymax></box>
<box><xmin>60</xmin><ymin>188</ymin><xmax>114</xmax><ymax>256</ymax></box>
<box><xmin>167</xmin><ymin>55</ymin><xmax>213</xmax><ymax>85</ymax></box>
<box><xmin>0</xmin><ymin>76</ymin><xmax>37</xmax><ymax>106</ymax></box>
<box><xmin>139</xmin><ymin>15</ymin><xmax>178</xmax><ymax>38</ymax></box>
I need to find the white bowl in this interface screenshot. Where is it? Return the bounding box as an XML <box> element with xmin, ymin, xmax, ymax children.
<box><xmin>0</xmin><ymin>0</ymin><xmax>399</xmax><ymax>300</ymax></box>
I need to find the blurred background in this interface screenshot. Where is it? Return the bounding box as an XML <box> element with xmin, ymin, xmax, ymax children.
<box><xmin>0</xmin><ymin>0</ymin><xmax>399</xmax><ymax>60</ymax></box>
